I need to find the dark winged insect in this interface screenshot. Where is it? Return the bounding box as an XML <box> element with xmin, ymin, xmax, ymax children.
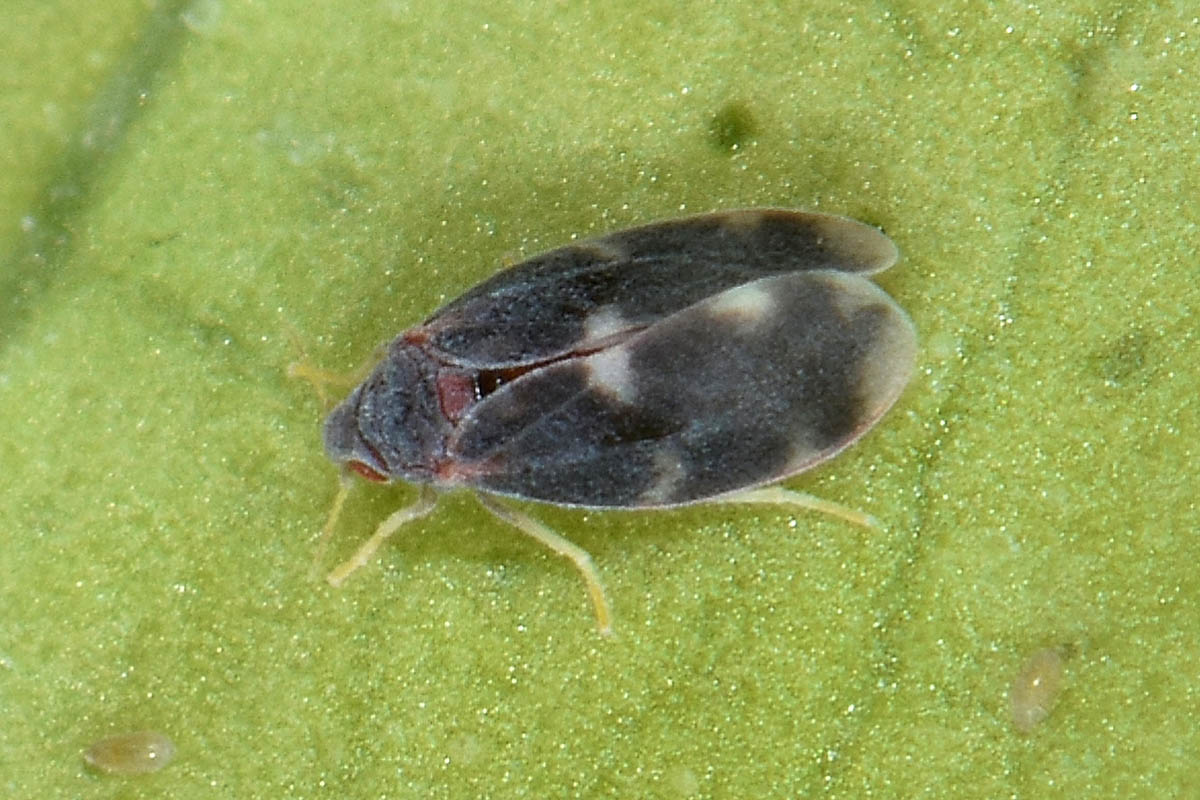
<box><xmin>310</xmin><ymin>209</ymin><xmax>917</xmax><ymax>634</ymax></box>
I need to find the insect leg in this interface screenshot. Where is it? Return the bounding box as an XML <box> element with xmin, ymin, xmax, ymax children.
<box><xmin>325</xmin><ymin>485</ymin><xmax>440</xmax><ymax>587</ymax></box>
<box><xmin>474</xmin><ymin>494</ymin><xmax>613</xmax><ymax>636</ymax></box>
<box><xmin>712</xmin><ymin>486</ymin><xmax>883</xmax><ymax>530</ymax></box>
<box><xmin>309</xmin><ymin>472</ymin><xmax>354</xmax><ymax>581</ymax></box>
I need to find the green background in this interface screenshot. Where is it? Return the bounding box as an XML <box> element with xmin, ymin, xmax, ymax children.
<box><xmin>2</xmin><ymin>1</ymin><xmax>1196</xmax><ymax>797</ymax></box>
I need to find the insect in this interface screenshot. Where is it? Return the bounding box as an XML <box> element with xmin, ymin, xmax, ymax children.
<box><xmin>1010</xmin><ymin>647</ymin><xmax>1067</xmax><ymax>734</ymax></box>
<box><xmin>82</xmin><ymin>730</ymin><xmax>175</xmax><ymax>775</ymax></box>
<box><xmin>308</xmin><ymin>208</ymin><xmax>916</xmax><ymax>634</ymax></box>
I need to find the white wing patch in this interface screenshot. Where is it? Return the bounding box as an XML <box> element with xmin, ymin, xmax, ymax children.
<box><xmin>638</xmin><ymin>446</ymin><xmax>687</xmax><ymax>506</ymax></box>
<box><xmin>706</xmin><ymin>281</ymin><xmax>776</xmax><ymax>328</ymax></box>
<box><xmin>584</xmin><ymin>345</ymin><xmax>637</xmax><ymax>404</ymax></box>
<box><xmin>581</xmin><ymin>305</ymin><xmax>632</xmax><ymax>345</ymax></box>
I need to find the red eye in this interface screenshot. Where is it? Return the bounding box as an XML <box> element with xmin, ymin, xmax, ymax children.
<box><xmin>348</xmin><ymin>460</ymin><xmax>388</xmax><ymax>483</ymax></box>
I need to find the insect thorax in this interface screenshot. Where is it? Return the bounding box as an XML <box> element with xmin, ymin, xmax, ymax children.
<box><xmin>322</xmin><ymin>337</ymin><xmax>452</xmax><ymax>484</ymax></box>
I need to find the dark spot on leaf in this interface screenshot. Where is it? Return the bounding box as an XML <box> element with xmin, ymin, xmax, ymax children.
<box><xmin>1092</xmin><ymin>330</ymin><xmax>1150</xmax><ymax>387</ymax></box>
<box><xmin>708</xmin><ymin>101</ymin><xmax>757</xmax><ymax>152</ymax></box>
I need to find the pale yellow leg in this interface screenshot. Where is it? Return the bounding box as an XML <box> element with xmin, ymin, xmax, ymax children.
<box><xmin>475</xmin><ymin>494</ymin><xmax>613</xmax><ymax>637</ymax></box>
<box><xmin>325</xmin><ymin>486</ymin><xmax>440</xmax><ymax>587</ymax></box>
<box><xmin>308</xmin><ymin>474</ymin><xmax>354</xmax><ymax>581</ymax></box>
<box><xmin>713</xmin><ymin>486</ymin><xmax>882</xmax><ymax>530</ymax></box>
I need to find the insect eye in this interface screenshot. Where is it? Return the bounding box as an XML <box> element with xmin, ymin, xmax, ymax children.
<box><xmin>347</xmin><ymin>460</ymin><xmax>388</xmax><ymax>483</ymax></box>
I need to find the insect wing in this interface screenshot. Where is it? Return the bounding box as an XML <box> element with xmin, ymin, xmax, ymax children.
<box><xmin>422</xmin><ymin>210</ymin><xmax>899</xmax><ymax>367</ymax></box>
<box><xmin>446</xmin><ymin>269</ymin><xmax>916</xmax><ymax>508</ymax></box>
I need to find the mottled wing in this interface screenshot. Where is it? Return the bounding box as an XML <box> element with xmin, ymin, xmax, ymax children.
<box><xmin>423</xmin><ymin>209</ymin><xmax>898</xmax><ymax>367</ymax></box>
<box><xmin>447</xmin><ymin>270</ymin><xmax>916</xmax><ymax>508</ymax></box>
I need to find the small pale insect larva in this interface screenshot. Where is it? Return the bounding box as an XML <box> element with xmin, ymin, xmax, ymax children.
<box><xmin>1009</xmin><ymin>647</ymin><xmax>1066</xmax><ymax>734</ymax></box>
<box><xmin>308</xmin><ymin>208</ymin><xmax>917</xmax><ymax>633</ymax></box>
<box><xmin>83</xmin><ymin>730</ymin><xmax>176</xmax><ymax>775</ymax></box>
